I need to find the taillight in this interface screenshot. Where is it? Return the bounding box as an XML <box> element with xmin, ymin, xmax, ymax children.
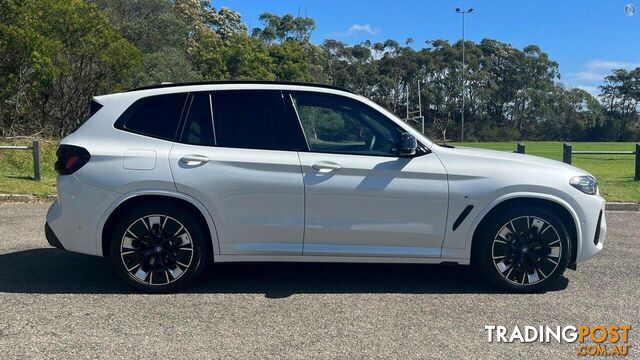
<box><xmin>55</xmin><ymin>145</ymin><xmax>91</xmax><ymax>175</ymax></box>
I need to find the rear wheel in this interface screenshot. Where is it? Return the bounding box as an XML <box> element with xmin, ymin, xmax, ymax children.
<box><xmin>475</xmin><ymin>206</ymin><xmax>570</xmax><ymax>292</ymax></box>
<box><xmin>110</xmin><ymin>202</ymin><xmax>208</xmax><ymax>293</ymax></box>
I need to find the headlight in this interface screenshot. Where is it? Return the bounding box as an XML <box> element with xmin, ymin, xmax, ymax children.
<box><xmin>570</xmin><ymin>175</ymin><xmax>598</xmax><ymax>195</ymax></box>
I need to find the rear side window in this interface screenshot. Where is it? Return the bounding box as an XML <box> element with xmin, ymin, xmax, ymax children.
<box><xmin>116</xmin><ymin>93</ymin><xmax>187</xmax><ymax>140</ymax></box>
<box><xmin>211</xmin><ymin>90</ymin><xmax>306</xmax><ymax>151</ymax></box>
<box><xmin>181</xmin><ymin>93</ymin><xmax>215</xmax><ymax>146</ymax></box>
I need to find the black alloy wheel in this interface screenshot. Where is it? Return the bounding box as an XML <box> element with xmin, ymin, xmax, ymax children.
<box><xmin>110</xmin><ymin>202</ymin><xmax>208</xmax><ymax>293</ymax></box>
<box><xmin>475</xmin><ymin>206</ymin><xmax>570</xmax><ymax>292</ymax></box>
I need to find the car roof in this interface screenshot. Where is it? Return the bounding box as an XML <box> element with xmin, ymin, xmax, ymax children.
<box><xmin>127</xmin><ymin>80</ymin><xmax>354</xmax><ymax>94</ymax></box>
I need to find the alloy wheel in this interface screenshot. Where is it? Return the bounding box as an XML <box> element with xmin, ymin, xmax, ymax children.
<box><xmin>491</xmin><ymin>216</ymin><xmax>562</xmax><ymax>286</ymax></box>
<box><xmin>119</xmin><ymin>214</ymin><xmax>194</xmax><ymax>286</ymax></box>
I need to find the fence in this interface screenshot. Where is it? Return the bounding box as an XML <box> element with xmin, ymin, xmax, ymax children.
<box><xmin>0</xmin><ymin>138</ymin><xmax>41</xmax><ymax>181</ymax></box>
<box><xmin>514</xmin><ymin>142</ymin><xmax>640</xmax><ymax>181</ymax></box>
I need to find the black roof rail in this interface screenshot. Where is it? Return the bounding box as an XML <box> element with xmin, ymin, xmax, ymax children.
<box><xmin>127</xmin><ymin>80</ymin><xmax>354</xmax><ymax>94</ymax></box>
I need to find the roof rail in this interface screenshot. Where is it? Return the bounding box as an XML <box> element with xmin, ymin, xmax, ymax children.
<box><xmin>127</xmin><ymin>80</ymin><xmax>354</xmax><ymax>94</ymax></box>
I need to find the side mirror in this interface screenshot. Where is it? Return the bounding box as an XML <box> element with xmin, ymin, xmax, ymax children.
<box><xmin>399</xmin><ymin>132</ymin><xmax>417</xmax><ymax>157</ymax></box>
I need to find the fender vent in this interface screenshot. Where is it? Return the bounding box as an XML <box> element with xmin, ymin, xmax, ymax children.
<box><xmin>594</xmin><ymin>210</ymin><xmax>603</xmax><ymax>245</ymax></box>
<box><xmin>452</xmin><ymin>205</ymin><xmax>474</xmax><ymax>231</ymax></box>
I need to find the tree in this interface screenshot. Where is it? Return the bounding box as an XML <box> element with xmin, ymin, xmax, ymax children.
<box><xmin>174</xmin><ymin>0</ymin><xmax>248</xmax><ymax>80</ymax></box>
<box><xmin>217</xmin><ymin>34</ymin><xmax>275</xmax><ymax>80</ymax></box>
<box><xmin>250</xmin><ymin>13</ymin><xmax>326</xmax><ymax>83</ymax></box>
<box><xmin>540</xmin><ymin>85</ymin><xmax>603</xmax><ymax>141</ymax></box>
<box><xmin>599</xmin><ymin>68</ymin><xmax>640</xmax><ymax>141</ymax></box>
<box><xmin>89</xmin><ymin>0</ymin><xmax>200</xmax><ymax>86</ymax></box>
<box><xmin>0</xmin><ymin>0</ymin><xmax>141</xmax><ymax>137</ymax></box>
<box><xmin>0</xmin><ymin>4</ymin><xmax>628</xmax><ymax>141</ymax></box>
<box><xmin>251</xmin><ymin>13</ymin><xmax>315</xmax><ymax>44</ymax></box>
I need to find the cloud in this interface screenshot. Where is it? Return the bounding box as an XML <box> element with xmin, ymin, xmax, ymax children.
<box><xmin>585</xmin><ymin>60</ymin><xmax>640</xmax><ymax>70</ymax></box>
<box><xmin>563</xmin><ymin>59</ymin><xmax>640</xmax><ymax>95</ymax></box>
<box><xmin>566</xmin><ymin>60</ymin><xmax>640</xmax><ymax>83</ymax></box>
<box><xmin>332</xmin><ymin>24</ymin><xmax>380</xmax><ymax>37</ymax></box>
<box><xmin>574</xmin><ymin>85</ymin><xmax>600</xmax><ymax>96</ymax></box>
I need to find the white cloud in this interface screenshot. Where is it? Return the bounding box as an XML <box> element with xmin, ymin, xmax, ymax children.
<box><xmin>566</xmin><ymin>60</ymin><xmax>640</xmax><ymax>83</ymax></box>
<box><xmin>332</xmin><ymin>24</ymin><xmax>380</xmax><ymax>37</ymax></box>
<box><xmin>563</xmin><ymin>59</ymin><xmax>640</xmax><ymax>95</ymax></box>
<box><xmin>575</xmin><ymin>85</ymin><xmax>599</xmax><ymax>96</ymax></box>
<box><xmin>585</xmin><ymin>60</ymin><xmax>640</xmax><ymax>70</ymax></box>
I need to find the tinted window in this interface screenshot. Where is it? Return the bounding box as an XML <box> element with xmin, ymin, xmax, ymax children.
<box><xmin>118</xmin><ymin>93</ymin><xmax>187</xmax><ymax>140</ymax></box>
<box><xmin>90</xmin><ymin>100</ymin><xmax>103</xmax><ymax>116</ymax></box>
<box><xmin>211</xmin><ymin>90</ymin><xmax>305</xmax><ymax>151</ymax></box>
<box><xmin>291</xmin><ymin>92</ymin><xmax>402</xmax><ymax>156</ymax></box>
<box><xmin>181</xmin><ymin>93</ymin><xmax>215</xmax><ymax>146</ymax></box>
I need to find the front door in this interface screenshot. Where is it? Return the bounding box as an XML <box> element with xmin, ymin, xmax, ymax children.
<box><xmin>170</xmin><ymin>90</ymin><xmax>308</xmax><ymax>255</ymax></box>
<box><xmin>289</xmin><ymin>91</ymin><xmax>449</xmax><ymax>257</ymax></box>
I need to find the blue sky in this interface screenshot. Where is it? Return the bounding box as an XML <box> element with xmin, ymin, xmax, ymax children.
<box><xmin>216</xmin><ymin>0</ymin><xmax>640</xmax><ymax>95</ymax></box>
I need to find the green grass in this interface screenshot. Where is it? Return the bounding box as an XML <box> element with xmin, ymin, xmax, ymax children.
<box><xmin>1</xmin><ymin>139</ymin><xmax>638</xmax><ymax>202</ymax></box>
<box><xmin>452</xmin><ymin>141</ymin><xmax>639</xmax><ymax>202</ymax></box>
<box><xmin>0</xmin><ymin>139</ymin><xmax>57</xmax><ymax>198</ymax></box>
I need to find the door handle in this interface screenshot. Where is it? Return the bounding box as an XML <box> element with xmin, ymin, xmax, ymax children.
<box><xmin>179</xmin><ymin>154</ymin><xmax>209</xmax><ymax>166</ymax></box>
<box><xmin>312</xmin><ymin>161</ymin><xmax>342</xmax><ymax>173</ymax></box>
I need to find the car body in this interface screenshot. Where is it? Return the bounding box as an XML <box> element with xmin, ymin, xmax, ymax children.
<box><xmin>45</xmin><ymin>81</ymin><xmax>606</xmax><ymax>292</ymax></box>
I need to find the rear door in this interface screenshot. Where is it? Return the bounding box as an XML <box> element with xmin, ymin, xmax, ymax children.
<box><xmin>169</xmin><ymin>90</ymin><xmax>308</xmax><ymax>255</ymax></box>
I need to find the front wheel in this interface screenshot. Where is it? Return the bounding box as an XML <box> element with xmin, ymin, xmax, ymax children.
<box><xmin>109</xmin><ymin>202</ymin><xmax>209</xmax><ymax>293</ymax></box>
<box><xmin>475</xmin><ymin>206</ymin><xmax>571</xmax><ymax>292</ymax></box>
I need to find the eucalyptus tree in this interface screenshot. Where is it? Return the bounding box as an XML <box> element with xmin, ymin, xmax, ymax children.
<box><xmin>600</xmin><ymin>68</ymin><xmax>640</xmax><ymax>140</ymax></box>
<box><xmin>0</xmin><ymin>0</ymin><xmax>141</xmax><ymax>137</ymax></box>
<box><xmin>89</xmin><ymin>0</ymin><xmax>200</xmax><ymax>86</ymax></box>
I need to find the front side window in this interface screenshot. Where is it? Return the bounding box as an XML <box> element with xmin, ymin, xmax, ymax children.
<box><xmin>211</xmin><ymin>90</ymin><xmax>306</xmax><ymax>151</ymax></box>
<box><xmin>290</xmin><ymin>92</ymin><xmax>403</xmax><ymax>156</ymax></box>
<box><xmin>117</xmin><ymin>93</ymin><xmax>188</xmax><ymax>140</ymax></box>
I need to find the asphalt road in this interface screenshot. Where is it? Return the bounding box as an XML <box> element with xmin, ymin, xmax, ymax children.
<box><xmin>0</xmin><ymin>203</ymin><xmax>638</xmax><ymax>359</ymax></box>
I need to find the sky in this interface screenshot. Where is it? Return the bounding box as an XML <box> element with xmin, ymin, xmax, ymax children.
<box><xmin>216</xmin><ymin>0</ymin><xmax>640</xmax><ymax>95</ymax></box>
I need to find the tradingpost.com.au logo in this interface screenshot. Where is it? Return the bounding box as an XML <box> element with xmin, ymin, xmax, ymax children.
<box><xmin>485</xmin><ymin>325</ymin><xmax>631</xmax><ymax>356</ymax></box>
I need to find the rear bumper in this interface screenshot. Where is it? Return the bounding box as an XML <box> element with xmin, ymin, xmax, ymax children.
<box><xmin>44</xmin><ymin>222</ymin><xmax>64</xmax><ymax>249</ymax></box>
<box><xmin>46</xmin><ymin>174</ymin><xmax>121</xmax><ymax>256</ymax></box>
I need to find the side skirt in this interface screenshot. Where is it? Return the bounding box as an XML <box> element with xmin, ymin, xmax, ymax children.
<box><xmin>213</xmin><ymin>254</ymin><xmax>470</xmax><ymax>265</ymax></box>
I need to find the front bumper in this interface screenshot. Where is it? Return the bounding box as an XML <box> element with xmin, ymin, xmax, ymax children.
<box><xmin>574</xmin><ymin>195</ymin><xmax>606</xmax><ymax>263</ymax></box>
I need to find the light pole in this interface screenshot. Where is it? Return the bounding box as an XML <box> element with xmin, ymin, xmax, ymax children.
<box><xmin>455</xmin><ymin>7</ymin><xmax>473</xmax><ymax>143</ymax></box>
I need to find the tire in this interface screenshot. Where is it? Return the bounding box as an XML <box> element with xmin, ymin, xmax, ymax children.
<box><xmin>474</xmin><ymin>205</ymin><xmax>571</xmax><ymax>292</ymax></box>
<box><xmin>109</xmin><ymin>201</ymin><xmax>209</xmax><ymax>293</ymax></box>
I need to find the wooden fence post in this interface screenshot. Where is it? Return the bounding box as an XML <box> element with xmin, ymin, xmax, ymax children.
<box><xmin>516</xmin><ymin>142</ymin><xmax>525</xmax><ymax>154</ymax></box>
<box><xmin>32</xmin><ymin>138</ymin><xmax>41</xmax><ymax>181</ymax></box>
<box><xmin>563</xmin><ymin>143</ymin><xmax>572</xmax><ymax>165</ymax></box>
<box><xmin>635</xmin><ymin>143</ymin><xmax>640</xmax><ymax>181</ymax></box>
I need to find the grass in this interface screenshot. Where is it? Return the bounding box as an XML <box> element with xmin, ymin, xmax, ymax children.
<box><xmin>0</xmin><ymin>139</ymin><xmax>638</xmax><ymax>202</ymax></box>
<box><xmin>452</xmin><ymin>141</ymin><xmax>639</xmax><ymax>202</ymax></box>
<box><xmin>0</xmin><ymin>139</ymin><xmax>57</xmax><ymax>198</ymax></box>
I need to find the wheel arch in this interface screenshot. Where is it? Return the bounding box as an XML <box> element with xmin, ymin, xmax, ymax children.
<box><xmin>468</xmin><ymin>195</ymin><xmax>580</xmax><ymax>266</ymax></box>
<box><xmin>98</xmin><ymin>191</ymin><xmax>219</xmax><ymax>258</ymax></box>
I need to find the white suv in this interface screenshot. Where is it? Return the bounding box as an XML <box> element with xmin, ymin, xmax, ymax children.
<box><xmin>45</xmin><ymin>81</ymin><xmax>606</xmax><ymax>293</ymax></box>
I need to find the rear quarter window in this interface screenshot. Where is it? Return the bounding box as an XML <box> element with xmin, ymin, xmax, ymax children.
<box><xmin>90</xmin><ymin>100</ymin><xmax>103</xmax><ymax>116</ymax></box>
<box><xmin>115</xmin><ymin>93</ymin><xmax>188</xmax><ymax>140</ymax></box>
